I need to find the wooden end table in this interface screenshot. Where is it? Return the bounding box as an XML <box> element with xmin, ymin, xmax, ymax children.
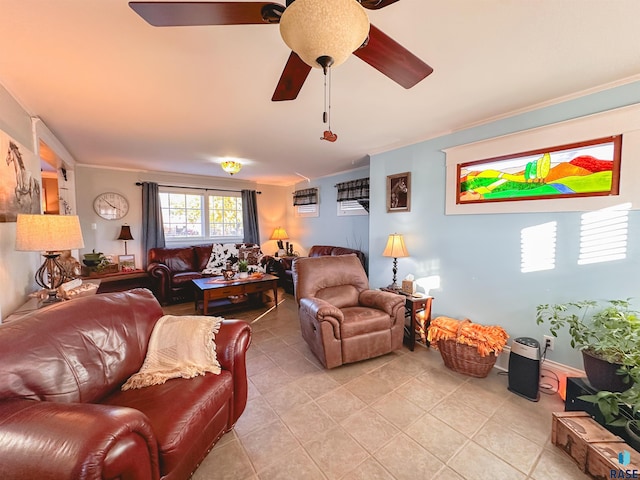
<box><xmin>404</xmin><ymin>295</ymin><xmax>433</xmax><ymax>351</ymax></box>
<box><xmin>381</xmin><ymin>288</ymin><xmax>433</xmax><ymax>351</ymax></box>
<box><xmin>81</xmin><ymin>269</ymin><xmax>151</xmax><ymax>293</ymax></box>
<box><xmin>192</xmin><ymin>274</ymin><xmax>279</xmax><ymax>315</ymax></box>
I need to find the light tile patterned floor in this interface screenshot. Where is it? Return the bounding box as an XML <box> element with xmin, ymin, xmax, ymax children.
<box><xmin>168</xmin><ymin>292</ymin><xmax>589</xmax><ymax>480</ymax></box>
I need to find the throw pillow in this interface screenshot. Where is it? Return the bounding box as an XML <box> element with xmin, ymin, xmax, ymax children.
<box><xmin>202</xmin><ymin>243</ymin><xmax>240</xmax><ymax>275</ymax></box>
<box><xmin>239</xmin><ymin>245</ymin><xmax>265</xmax><ymax>273</ymax></box>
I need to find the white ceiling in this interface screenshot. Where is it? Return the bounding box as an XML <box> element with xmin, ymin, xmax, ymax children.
<box><xmin>1</xmin><ymin>0</ymin><xmax>640</xmax><ymax>186</ymax></box>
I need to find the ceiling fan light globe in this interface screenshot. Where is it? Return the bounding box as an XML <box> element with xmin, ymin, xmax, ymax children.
<box><xmin>280</xmin><ymin>0</ymin><xmax>369</xmax><ymax>69</ymax></box>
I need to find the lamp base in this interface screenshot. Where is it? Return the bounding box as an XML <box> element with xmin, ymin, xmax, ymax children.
<box><xmin>39</xmin><ymin>289</ymin><xmax>63</xmax><ymax>307</ymax></box>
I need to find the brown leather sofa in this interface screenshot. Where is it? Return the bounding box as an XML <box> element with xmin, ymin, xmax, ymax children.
<box><xmin>270</xmin><ymin>245</ymin><xmax>366</xmax><ymax>293</ymax></box>
<box><xmin>292</xmin><ymin>255</ymin><xmax>404</xmax><ymax>369</ymax></box>
<box><xmin>147</xmin><ymin>243</ymin><xmax>264</xmax><ymax>305</ymax></box>
<box><xmin>0</xmin><ymin>289</ymin><xmax>251</xmax><ymax>480</ymax></box>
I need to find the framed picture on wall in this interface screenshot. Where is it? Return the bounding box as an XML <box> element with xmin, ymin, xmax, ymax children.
<box><xmin>387</xmin><ymin>172</ymin><xmax>411</xmax><ymax>212</ymax></box>
<box><xmin>118</xmin><ymin>254</ymin><xmax>136</xmax><ymax>272</ymax></box>
<box><xmin>1</xmin><ymin>130</ymin><xmax>42</xmax><ymax>222</ymax></box>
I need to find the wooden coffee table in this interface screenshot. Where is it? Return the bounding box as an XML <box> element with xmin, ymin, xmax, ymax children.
<box><xmin>192</xmin><ymin>274</ymin><xmax>279</xmax><ymax>315</ymax></box>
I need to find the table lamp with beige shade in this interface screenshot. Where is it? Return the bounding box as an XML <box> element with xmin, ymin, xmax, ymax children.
<box><xmin>15</xmin><ymin>214</ymin><xmax>85</xmax><ymax>304</ymax></box>
<box><xmin>382</xmin><ymin>233</ymin><xmax>409</xmax><ymax>290</ymax></box>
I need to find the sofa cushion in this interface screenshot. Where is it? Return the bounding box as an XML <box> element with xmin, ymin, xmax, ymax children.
<box><xmin>102</xmin><ymin>372</ymin><xmax>233</xmax><ymax>477</ymax></box>
<box><xmin>341</xmin><ymin>306</ymin><xmax>392</xmax><ymax>338</ymax></box>
<box><xmin>149</xmin><ymin>246</ymin><xmax>196</xmax><ymax>274</ymax></box>
<box><xmin>0</xmin><ymin>289</ymin><xmax>161</xmax><ymax>403</ymax></box>
<box><xmin>193</xmin><ymin>244</ymin><xmax>214</xmax><ymax>271</ymax></box>
<box><xmin>172</xmin><ymin>271</ymin><xmax>205</xmax><ymax>287</ymax></box>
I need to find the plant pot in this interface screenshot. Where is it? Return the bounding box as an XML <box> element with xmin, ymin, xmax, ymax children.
<box><xmin>238</xmin><ymin>272</ymin><xmax>248</xmax><ymax>279</ymax></box>
<box><xmin>582</xmin><ymin>350</ymin><xmax>632</xmax><ymax>392</ymax></box>
<box><xmin>625</xmin><ymin>420</ymin><xmax>640</xmax><ymax>452</ymax></box>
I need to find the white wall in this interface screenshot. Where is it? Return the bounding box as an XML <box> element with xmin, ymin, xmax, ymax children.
<box><xmin>369</xmin><ymin>81</ymin><xmax>640</xmax><ymax>369</ymax></box>
<box><xmin>292</xmin><ymin>166</ymin><xmax>370</xmax><ymax>265</ymax></box>
<box><xmin>0</xmin><ymin>84</ymin><xmax>43</xmax><ymax>319</ymax></box>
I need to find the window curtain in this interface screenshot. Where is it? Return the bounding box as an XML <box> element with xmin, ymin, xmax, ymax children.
<box><xmin>241</xmin><ymin>189</ymin><xmax>260</xmax><ymax>245</ymax></box>
<box><xmin>336</xmin><ymin>177</ymin><xmax>369</xmax><ymax>212</ymax></box>
<box><xmin>293</xmin><ymin>187</ymin><xmax>318</xmax><ymax>206</ymax></box>
<box><xmin>141</xmin><ymin>182</ymin><xmax>165</xmax><ymax>267</ymax></box>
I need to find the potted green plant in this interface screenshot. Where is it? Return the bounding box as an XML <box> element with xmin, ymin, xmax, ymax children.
<box><xmin>538</xmin><ymin>299</ymin><xmax>640</xmax><ymax>447</ymax></box>
<box><xmin>536</xmin><ymin>299</ymin><xmax>640</xmax><ymax>392</ymax></box>
<box><xmin>579</xmin><ymin>379</ymin><xmax>640</xmax><ymax>451</ymax></box>
<box><xmin>237</xmin><ymin>260</ymin><xmax>249</xmax><ymax>279</ymax></box>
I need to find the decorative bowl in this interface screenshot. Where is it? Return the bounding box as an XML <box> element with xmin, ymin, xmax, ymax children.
<box><xmin>222</xmin><ymin>269</ymin><xmax>235</xmax><ymax>281</ymax></box>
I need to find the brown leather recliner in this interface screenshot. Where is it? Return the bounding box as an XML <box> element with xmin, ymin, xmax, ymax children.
<box><xmin>292</xmin><ymin>255</ymin><xmax>405</xmax><ymax>369</ymax></box>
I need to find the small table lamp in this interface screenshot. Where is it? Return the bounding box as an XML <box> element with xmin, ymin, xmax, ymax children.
<box><xmin>270</xmin><ymin>226</ymin><xmax>289</xmax><ymax>256</ymax></box>
<box><xmin>382</xmin><ymin>233</ymin><xmax>409</xmax><ymax>290</ymax></box>
<box><xmin>117</xmin><ymin>224</ymin><xmax>134</xmax><ymax>255</ymax></box>
<box><xmin>15</xmin><ymin>214</ymin><xmax>85</xmax><ymax>304</ymax></box>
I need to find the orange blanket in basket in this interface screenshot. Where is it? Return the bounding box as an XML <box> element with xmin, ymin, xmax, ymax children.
<box><xmin>427</xmin><ymin>317</ymin><xmax>508</xmax><ymax>357</ymax></box>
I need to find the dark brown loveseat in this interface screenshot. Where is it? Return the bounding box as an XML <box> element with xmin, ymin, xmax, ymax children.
<box><xmin>147</xmin><ymin>243</ymin><xmax>265</xmax><ymax>305</ymax></box>
<box><xmin>269</xmin><ymin>245</ymin><xmax>367</xmax><ymax>293</ymax></box>
<box><xmin>0</xmin><ymin>289</ymin><xmax>251</xmax><ymax>480</ymax></box>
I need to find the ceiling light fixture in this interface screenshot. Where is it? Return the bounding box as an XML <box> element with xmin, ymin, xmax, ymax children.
<box><xmin>221</xmin><ymin>160</ymin><xmax>242</xmax><ymax>175</ymax></box>
<box><xmin>279</xmin><ymin>0</ymin><xmax>370</xmax><ymax>69</ymax></box>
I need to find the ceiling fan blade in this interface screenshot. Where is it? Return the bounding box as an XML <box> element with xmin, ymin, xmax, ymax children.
<box><xmin>360</xmin><ymin>0</ymin><xmax>402</xmax><ymax>10</ymax></box>
<box><xmin>354</xmin><ymin>24</ymin><xmax>433</xmax><ymax>89</ymax></box>
<box><xmin>272</xmin><ymin>51</ymin><xmax>312</xmax><ymax>102</ymax></box>
<box><xmin>129</xmin><ymin>2</ymin><xmax>285</xmax><ymax>26</ymax></box>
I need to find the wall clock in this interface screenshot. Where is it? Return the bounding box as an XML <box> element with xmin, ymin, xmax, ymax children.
<box><xmin>93</xmin><ymin>192</ymin><xmax>129</xmax><ymax>220</ymax></box>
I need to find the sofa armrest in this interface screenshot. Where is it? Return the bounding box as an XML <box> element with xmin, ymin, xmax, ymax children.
<box><xmin>147</xmin><ymin>262</ymin><xmax>171</xmax><ymax>305</ymax></box>
<box><xmin>299</xmin><ymin>297</ymin><xmax>343</xmax><ymax>339</ymax></box>
<box><xmin>278</xmin><ymin>257</ymin><xmax>296</xmax><ymax>270</ymax></box>
<box><xmin>261</xmin><ymin>255</ymin><xmax>282</xmax><ymax>275</ymax></box>
<box><xmin>215</xmin><ymin>320</ymin><xmax>252</xmax><ymax>427</ymax></box>
<box><xmin>0</xmin><ymin>399</ymin><xmax>159</xmax><ymax>480</ymax></box>
<box><xmin>359</xmin><ymin>290</ymin><xmax>405</xmax><ymax>318</ymax></box>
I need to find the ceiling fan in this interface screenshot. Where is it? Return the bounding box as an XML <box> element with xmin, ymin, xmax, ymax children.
<box><xmin>129</xmin><ymin>0</ymin><xmax>434</xmax><ymax>101</ymax></box>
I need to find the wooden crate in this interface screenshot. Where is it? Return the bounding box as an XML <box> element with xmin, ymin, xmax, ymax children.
<box><xmin>552</xmin><ymin>411</ymin><xmax>623</xmax><ymax>471</ymax></box>
<box><xmin>586</xmin><ymin>442</ymin><xmax>640</xmax><ymax>479</ymax></box>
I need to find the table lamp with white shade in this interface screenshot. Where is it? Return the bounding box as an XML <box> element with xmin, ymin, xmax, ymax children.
<box><xmin>15</xmin><ymin>214</ymin><xmax>85</xmax><ymax>304</ymax></box>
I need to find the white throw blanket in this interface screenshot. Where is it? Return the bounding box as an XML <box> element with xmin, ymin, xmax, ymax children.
<box><xmin>122</xmin><ymin>315</ymin><xmax>223</xmax><ymax>390</ymax></box>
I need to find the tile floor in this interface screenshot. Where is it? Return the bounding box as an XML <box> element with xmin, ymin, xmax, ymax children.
<box><xmin>170</xmin><ymin>291</ymin><xmax>590</xmax><ymax>480</ymax></box>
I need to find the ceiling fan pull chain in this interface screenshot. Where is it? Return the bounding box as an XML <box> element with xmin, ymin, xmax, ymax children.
<box><xmin>323</xmin><ymin>66</ymin><xmax>328</xmax><ymax>124</ymax></box>
<box><xmin>327</xmin><ymin>67</ymin><xmax>332</xmax><ymax>130</ymax></box>
<box><xmin>317</xmin><ymin>56</ymin><xmax>337</xmax><ymax>142</ymax></box>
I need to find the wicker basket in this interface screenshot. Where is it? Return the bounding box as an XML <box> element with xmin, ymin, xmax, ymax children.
<box><xmin>437</xmin><ymin>339</ymin><xmax>497</xmax><ymax>378</ymax></box>
<box><xmin>431</xmin><ymin>317</ymin><xmax>502</xmax><ymax>378</ymax></box>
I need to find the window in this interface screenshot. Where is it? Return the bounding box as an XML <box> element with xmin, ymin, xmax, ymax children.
<box><xmin>293</xmin><ymin>187</ymin><xmax>319</xmax><ymax>217</ymax></box>
<box><xmin>336</xmin><ymin>177</ymin><xmax>369</xmax><ymax>216</ymax></box>
<box><xmin>337</xmin><ymin>200</ymin><xmax>368</xmax><ymax>216</ymax></box>
<box><xmin>159</xmin><ymin>188</ymin><xmax>243</xmax><ymax>242</ymax></box>
<box><xmin>209</xmin><ymin>194</ymin><xmax>243</xmax><ymax>237</ymax></box>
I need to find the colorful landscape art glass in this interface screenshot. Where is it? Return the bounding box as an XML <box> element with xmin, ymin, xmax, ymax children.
<box><xmin>457</xmin><ymin>136</ymin><xmax>621</xmax><ymax>204</ymax></box>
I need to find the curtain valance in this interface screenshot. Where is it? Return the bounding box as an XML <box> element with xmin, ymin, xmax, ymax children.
<box><xmin>335</xmin><ymin>178</ymin><xmax>369</xmax><ymax>201</ymax></box>
<box><xmin>293</xmin><ymin>188</ymin><xmax>318</xmax><ymax>206</ymax></box>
